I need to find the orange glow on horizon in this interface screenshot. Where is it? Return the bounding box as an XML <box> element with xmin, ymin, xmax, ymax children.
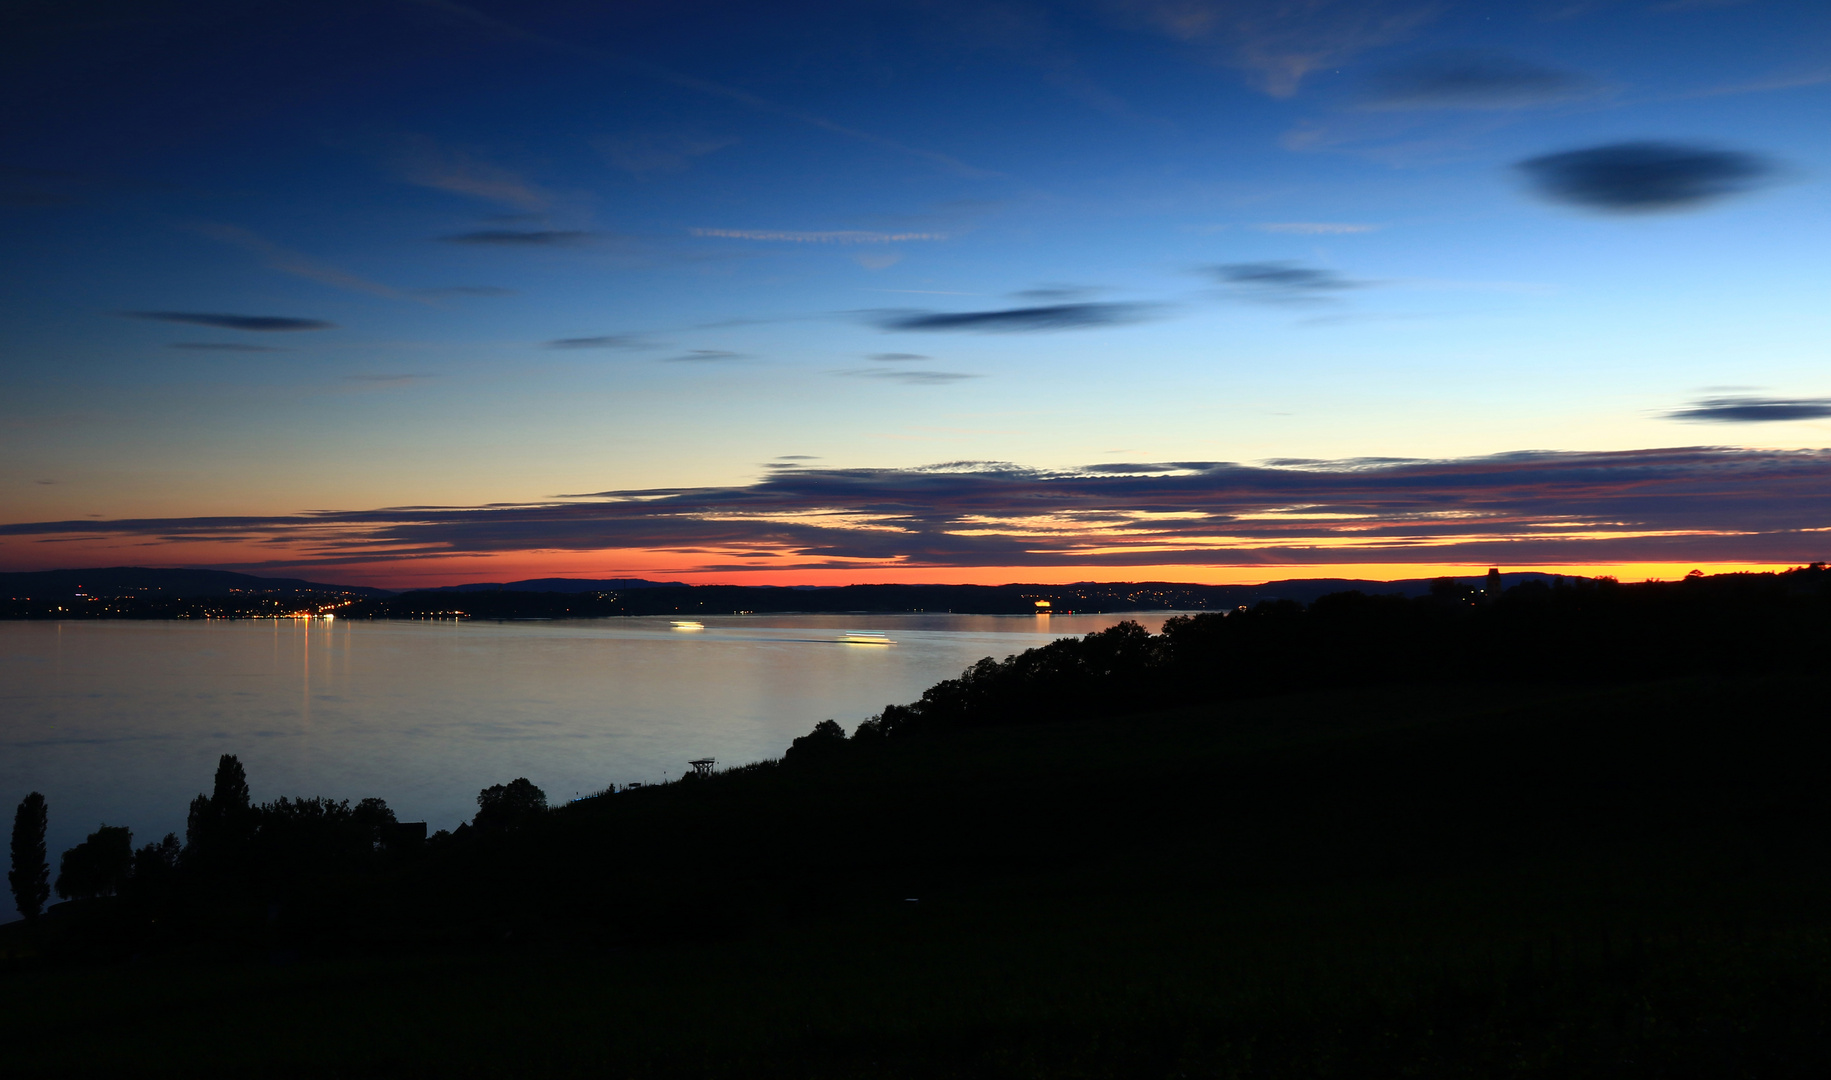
<box><xmin>3</xmin><ymin>541</ymin><xmax>1807</xmax><ymax>591</ymax></box>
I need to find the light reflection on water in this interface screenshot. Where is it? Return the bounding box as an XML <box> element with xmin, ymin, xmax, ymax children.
<box><xmin>0</xmin><ymin>612</ymin><xmax>1185</xmax><ymax>900</ymax></box>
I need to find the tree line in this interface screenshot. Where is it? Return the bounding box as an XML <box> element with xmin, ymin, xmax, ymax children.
<box><xmin>784</xmin><ymin>566</ymin><xmax>1831</xmax><ymax>752</ymax></box>
<box><xmin>8</xmin><ymin>757</ymin><xmax>548</xmax><ymax>926</ymax></box>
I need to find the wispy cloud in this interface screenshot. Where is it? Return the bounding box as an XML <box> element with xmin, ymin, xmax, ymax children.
<box><xmin>1686</xmin><ymin>67</ymin><xmax>1831</xmax><ymax>99</ymax></box>
<box><xmin>126</xmin><ymin>312</ymin><xmax>334</xmax><ymax>332</ymax></box>
<box><xmin>690</xmin><ymin>228</ymin><xmax>948</xmax><ymax>244</ymax></box>
<box><xmin>1667</xmin><ymin>396</ymin><xmax>1831</xmax><ymax>423</ymax></box>
<box><xmin>1517</xmin><ymin>141</ymin><xmax>1776</xmax><ymax>213</ymax></box>
<box><xmin>595</xmin><ymin>132</ymin><xmax>737</xmax><ymax>177</ymax></box>
<box><xmin>12</xmin><ymin>447</ymin><xmax>1831</xmax><ymax>572</ymax></box>
<box><xmin>545</xmin><ymin>335</ymin><xmax>658</xmax><ymax>350</ymax></box>
<box><xmin>661</xmin><ymin>350</ymin><xmax>746</xmax><ymax>362</ymax></box>
<box><xmin>1209</xmin><ymin>262</ymin><xmax>1366</xmax><ymax>302</ymax></box>
<box><xmin>406</xmin><ymin>0</ymin><xmax>999</xmax><ymax>178</ymax></box>
<box><xmin>874</xmin><ymin>302</ymin><xmax>1154</xmax><ymax>332</ymax></box>
<box><xmin>394</xmin><ymin>135</ymin><xmax>552</xmax><ymax>211</ymax></box>
<box><xmin>836</xmin><ymin>369</ymin><xmax>981</xmax><ymax>385</ymax></box>
<box><xmin>1362</xmin><ymin>51</ymin><xmax>1599</xmax><ymax>110</ymax></box>
<box><xmin>192</xmin><ymin>223</ymin><xmax>407</xmax><ymax>300</ymax></box>
<box><xmin>868</xmin><ymin>353</ymin><xmax>931</xmax><ymax>361</ymax></box>
<box><xmin>1107</xmin><ymin>0</ymin><xmax>1440</xmax><ymax>97</ymax></box>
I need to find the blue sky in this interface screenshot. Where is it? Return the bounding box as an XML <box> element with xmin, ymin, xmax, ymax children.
<box><xmin>3</xmin><ymin>0</ymin><xmax>1828</xmax><ymax>585</ymax></box>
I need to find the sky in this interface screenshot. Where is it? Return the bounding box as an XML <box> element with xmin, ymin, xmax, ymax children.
<box><xmin>2</xmin><ymin>0</ymin><xmax>1829</xmax><ymax>588</ymax></box>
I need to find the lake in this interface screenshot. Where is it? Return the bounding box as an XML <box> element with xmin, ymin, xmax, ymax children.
<box><xmin>0</xmin><ymin>612</ymin><xmax>1182</xmax><ymax>902</ymax></box>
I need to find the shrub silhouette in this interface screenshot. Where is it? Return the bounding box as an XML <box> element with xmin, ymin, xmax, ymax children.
<box><xmin>9</xmin><ymin>791</ymin><xmax>50</xmax><ymax>919</ymax></box>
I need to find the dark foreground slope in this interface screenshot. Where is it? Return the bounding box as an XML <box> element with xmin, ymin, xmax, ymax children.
<box><xmin>6</xmin><ymin>671</ymin><xmax>1831</xmax><ymax>1077</ymax></box>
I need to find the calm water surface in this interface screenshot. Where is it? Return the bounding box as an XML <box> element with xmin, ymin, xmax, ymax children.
<box><xmin>0</xmin><ymin>613</ymin><xmax>1181</xmax><ymax>886</ymax></box>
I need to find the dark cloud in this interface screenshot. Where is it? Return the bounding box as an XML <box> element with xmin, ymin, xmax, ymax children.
<box><xmin>438</xmin><ymin>230</ymin><xmax>591</xmax><ymax>245</ymax></box>
<box><xmin>165</xmin><ymin>342</ymin><xmax>288</xmax><ymax>353</ymax></box>
<box><xmin>661</xmin><ymin>350</ymin><xmax>746</xmax><ymax>362</ymax></box>
<box><xmin>127</xmin><ymin>312</ymin><xmax>334</xmax><ymax>331</ymax></box>
<box><xmin>868</xmin><ymin>353</ymin><xmax>931</xmax><ymax>361</ymax></box>
<box><xmin>14</xmin><ymin>448</ymin><xmax>1831</xmax><ymax>573</ymax></box>
<box><xmin>1668</xmin><ymin>397</ymin><xmax>1831</xmax><ymax>423</ymax></box>
<box><xmin>545</xmin><ymin>335</ymin><xmax>655</xmax><ymax>350</ymax></box>
<box><xmin>875</xmin><ymin>302</ymin><xmax>1152</xmax><ymax>332</ymax></box>
<box><xmin>1364</xmin><ymin>51</ymin><xmax>1596</xmax><ymax>109</ymax></box>
<box><xmin>1517</xmin><ymin>141</ymin><xmax>1775</xmax><ymax>212</ymax></box>
<box><xmin>777</xmin><ymin>455</ymin><xmax>820</xmax><ymax>460</ymax></box>
<box><xmin>1210</xmin><ymin>262</ymin><xmax>1363</xmax><ymax>301</ymax></box>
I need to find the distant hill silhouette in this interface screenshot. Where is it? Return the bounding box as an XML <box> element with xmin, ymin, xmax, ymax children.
<box><xmin>3</xmin><ymin>569</ymin><xmax>1579</xmax><ymax>618</ymax></box>
<box><xmin>422</xmin><ymin>577</ymin><xmax>688</xmax><ymax>593</ymax></box>
<box><xmin>0</xmin><ymin>567</ymin><xmax>392</xmax><ymax>599</ymax></box>
<box><xmin>370</xmin><ymin>574</ymin><xmax>1574</xmax><ymax>618</ymax></box>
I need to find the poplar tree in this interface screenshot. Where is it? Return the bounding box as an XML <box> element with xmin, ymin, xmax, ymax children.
<box><xmin>9</xmin><ymin>792</ymin><xmax>50</xmax><ymax>920</ymax></box>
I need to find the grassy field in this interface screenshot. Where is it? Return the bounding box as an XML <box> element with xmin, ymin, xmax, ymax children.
<box><xmin>5</xmin><ymin>675</ymin><xmax>1830</xmax><ymax>1076</ymax></box>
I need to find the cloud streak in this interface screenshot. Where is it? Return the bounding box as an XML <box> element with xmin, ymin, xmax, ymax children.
<box><xmin>394</xmin><ymin>136</ymin><xmax>552</xmax><ymax>211</ymax></box>
<box><xmin>1517</xmin><ymin>141</ymin><xmax>1775</xmax><ymax>213</ymax></box>
<box><xmin>1112</xmin><ymin>0</ymin><xmax>1438</xmax><ymax>97</ymax></box>
<box><xmin>192</xmin><ymin>223</ymin><xmax>408</xmax><ymax>299</ymax></box>
<box><xmin>407</xmin><ymin>0</ymin><xmax>999</xmax><ymax>178</ymax></box>
<box><xmin>1364</xmin><ymin>51</ymin><xmax>1598</xmax><ymax>110</ymax></box>
<box><xmin>875</xmin><ymin>302</ymin><xmax>1153</xmax><ymax>332</ymax></box>
<box><xmin>1209</xmin><ymin>262</ymin><xmax>1365</xmax><ymax>302</ymax></box>
<box><xmin>1668</xmin><ymin>397</ymin><xmax>1831</xmax><ymax>423</ymax></box>
<box><xmin>545</xmin><ymin>335</ymin><xmax>656</xmax><ymax>350</ymax></box>
<box><xmin>126</xmin><ymin>312</ymin><xmax>334</xmax><ymax>332</ymax></box>
<box><xmin>8</xmin><ymin>447</ymin><xmax>1831</xmax><ymax>573</ymax></box>
<box><xmin>661</xmin><ymin>350</ymin><xmax>746</xmax><ymax>362</ymax></box>
<box><xmin>837</xmin><ymin>369</ymin><xmax>980</xmax><ymax>385</ymax></box>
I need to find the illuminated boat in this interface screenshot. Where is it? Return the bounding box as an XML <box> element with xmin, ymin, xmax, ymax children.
<box><xmin>670</xmin><ymin>620</ymin><xmax>705</xmax><ymax>630</ymax></box>
<box><xmin>838</xmin><ymin>631</ymin><xmax>894</xmax><ymax>645</ymax></box>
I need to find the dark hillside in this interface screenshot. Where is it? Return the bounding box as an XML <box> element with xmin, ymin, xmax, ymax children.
<box><xmin>6</xmin><ymin>674</ymin><xmax>1831</xmax><ymax>1075</ymax></box>
<box><xmin>6</xmin><ymin>567</ymin><xmax>1831</xmax><ymax>1075</ymax></box>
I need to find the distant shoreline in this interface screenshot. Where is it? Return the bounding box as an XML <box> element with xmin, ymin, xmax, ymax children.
<box><xmin>2</xmin><ymin>567</ymin><xmax>1580</xmax><ymax>621</ymax></box>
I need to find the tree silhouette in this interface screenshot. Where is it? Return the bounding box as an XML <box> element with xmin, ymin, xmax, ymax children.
<box><xmin>132</xmin><ymin>833</ymin><xmax>181</xmax><ymax>885</ymax></box>
<box><xmin>185</xmin><ymin>754</ymin><xmax>256</xmax><ymax>868</ymax></box>
<box><xmin>9</xmin><ymin>792</ymin><xmax>50</xmax><ymax>919</ymax></box>
<box><xmin>785</xmin><ymin>719</ymin><xmax>850</xmax><ymax>762</ymax></box>
<box><xmin>475</xmin><ymin>779</ymin><xmax>547</xmax><ymax>830</ymax></box>
<box><xmin>55</xmin><ymin>825</ymin><xmax>133</xmax><ymax>900</ymax></box>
